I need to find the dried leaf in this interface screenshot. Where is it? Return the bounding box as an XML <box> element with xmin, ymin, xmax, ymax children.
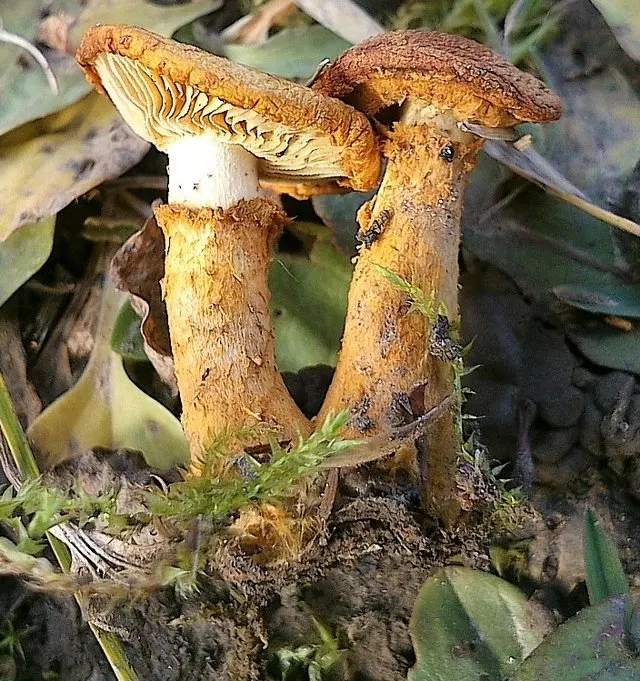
<box><xmin>293</xmin><ymin>0</ymin><xmax>384</xmax><ymax>43</ymax></box>
<box><xmin>0</xmin><ymin>94</ymin><xmax>148</xmax><ymax>241</ymax></box>
<box><xmin>111</xmin><ymin>216</ymin><xmax>171</xmax><ymax>358</ymax></box>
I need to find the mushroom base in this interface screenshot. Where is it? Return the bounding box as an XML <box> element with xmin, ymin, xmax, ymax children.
<box><xmin>155</xmin><ymin>198</ymin><xmax>311</xmax><ymax>475</ymax></box>
<box><xmin>317</xmin><ymin>124</ymin><xmax>483</xmax><ymax>526</ymax></box>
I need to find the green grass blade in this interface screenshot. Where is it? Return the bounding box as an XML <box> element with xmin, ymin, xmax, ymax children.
<box><xmin>583</xmin><ymin>508</ymin><xmax>629</xmax><ymax>605</ymax></box>
<box><xmin>0</xmin><ymin>371</ymin><xmax>40</xmax><ymax>480</ymax></box>
<box><xmin>0</xmin><ymin>370</ymin><xmax>139</xmax><ymax>681</ymax></box>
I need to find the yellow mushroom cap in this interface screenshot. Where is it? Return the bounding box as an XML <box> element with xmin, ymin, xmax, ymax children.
<box><xmin>313</xmin><ymin>30</ymin><xmax>563</xmax><ymax>128</ymax></box>
<box><xmin>76</xmin><ymin>24</ymin><xmax>381</xmax><ymax>192</ymax></box>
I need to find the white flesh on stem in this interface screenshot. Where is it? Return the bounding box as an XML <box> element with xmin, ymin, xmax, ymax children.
<box><xmin>167</xmin><ymin>135</ymin><xmax>264</xmax><ymax>209</ymax></box>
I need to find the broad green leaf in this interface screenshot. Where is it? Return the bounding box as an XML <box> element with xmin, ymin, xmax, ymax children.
<box><xmin>224</xmin><ymin>26</ymin><xmax>350</xmax><ymax>80</ymax></box>
<box><xmin>111</xmin><ymin>299</ymin><xmax>148</xmax><ymax>361</ymax></box>
<box><xmin>28</xmin><ymin>280</ymin><xmax>188</xmax><ymax>470</ymax></box>
<box><xmin>0</xmin><ymin>93</ymin><xmax>148</xmax><ymax>241</ymax></box>
<box><xmin>408</xmin><ymin>566</ymin><xmax>549</xmax><ymax>681</ymax></box>
<box><xmin>568</xmin><ymin>324</ymin><xmax>640</xmax><ymax>374</ymax></box>
<box><xmin>0</xmin><ymin>0</ymin><xmax>222</xmax><ymax>137</ymax></box>
<box><xmin>589</xmin><ymin>0</ymin><xmax>640</xmax><ymax>61</ymax></box>
<box><xmin>512</xmin><ymin>596</ymin><xmax>640</xmax><ymax>681</ymax></box>
<box><xmin>553</xmin><ymin>283</ymin><xmax>640</xmax><ymax>318</ymax></box>
<box><xmin>584</xmin><ymin>509</ymin><xmax>631</xmax><ymax>605</ymax></box>
<box><xmin>270</xmin><ymin>224</ymin><xmax>352</xmax><ymax>372</ymax></box>
<box><xmin>0</xmin><ymin>217</ymin><xmax>54</xmax><ymax>308</ymax></box>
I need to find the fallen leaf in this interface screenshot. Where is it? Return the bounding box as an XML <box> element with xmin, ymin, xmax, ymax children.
<box><xmin>483</xmin><ymin>142</ymin><xmax>640</xmax><ymax>238</ymax></box>
<box><xmin>28</xmin><ymin>279</ymin><xmax>188</xmax><ymax>470</ymax></box>
<box><xmin>589</xmin><ymin>0</ymin><xmax>640</xmax><ymax>61</ymax></box>
<box><xmin>408</xmin><ymin>566</ymin><xmax>551</xmax><ymax>681</ymax></box>
<box><xmin>0</xmin><ymin>93</ymin><xmax>149</xmax><ymax>241</ymax></box>
<box><xmin>0</xmin><ymin>0</ymin><xmax>222</xmax><ymax>137</ymax></box>
<box><xmin>553</xmin><ymin>283</ymin><xmax>640</xmax><ymax>318</ymax></box>
<box><xmin>0</xmin><ymin>217</ymin><xmax>55</xmax><ymax>308</ymax></box>
<box><xmin>568</xmin><ymin>323</ymin><xmax>640</xmax><ymax>374</ymax></box>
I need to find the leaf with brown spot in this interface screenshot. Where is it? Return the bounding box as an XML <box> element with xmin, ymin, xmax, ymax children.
<box><xmin>0</xmin><ymin>94</ymin><xmax>148</xmax><ymax>241</ymax></box>
<box><xmin>0</xmin><ymin>0</ymin><xmax>223</xmax><ymax>137</ymax></box>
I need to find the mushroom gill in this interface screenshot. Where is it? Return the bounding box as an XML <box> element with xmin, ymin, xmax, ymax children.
<box><xmin>96</xmin><ymin>53</ymin><xmax>347</xmax><ymax>181</ymax></box>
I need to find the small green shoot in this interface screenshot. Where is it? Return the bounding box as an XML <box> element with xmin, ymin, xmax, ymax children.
<box><xmin>0</xmin><ymin>620</ymin><xmax>33</xmax><ymax>662</ymax></box>
<box><xmin>0</xmin><ymin>372</ymin><xmax>39</xmax><ymax>480</ymax></box>
<box><xmin>374</xmin><ymin>265</ymin><xmax>440</xmax><ymax>323</ymax></box>
<box><xmin>273</xmin><ymin>618</ymin><xmax>342</xmax><ymax>681</ymax></box>
<box><xmin>146</xmin><ymin>411</ymin><xmax>357</xmax><ymax>523</ymax></box>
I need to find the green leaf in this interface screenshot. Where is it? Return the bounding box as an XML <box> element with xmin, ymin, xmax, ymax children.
<box><xmin>111</xmin><ymin>300</ymin><xmax>148</xmax><ymax>361</ymax></box>
<box><xmin>553</xmin><ymin>283</ymin><xmax>640</xmax><ymax>318</ymax></box>
<box><xmin>589</xmin><ymin>0</ymin><xmax>640</xmax><ymax>61</ymax></box>
<box><xmin>312</xmin><ymin>192</ymin><xmax>373</xmax><ymax>254</ymax></box>
<box><xmin>0</xmin><ymin>217</ymin><xmax>54</xmax><ymax>308</ymax></box>
<box><xmin>568</xmin><ymin>324</ymin><xmax>640</xmax><ymax>374</ymax></box>
<box><xmin>270</xmin><ymin>224</ymin><xmax>352</xmax><ymax>372</ymax></box>
<box><xmin>28</xmin><ymin>281</ymin><xmax>188</xmax><ymax>470</ymax></box>
<box><xmin>583</xmin><ymin>509</ymin><xmax>629</xmax><ymax>606</ymax></box>
<box><xmin>512</xmin><ymin>595</ymin><xmax>640</xmax><ymax>681</ymax></box>
<box><xmin>224</xmin><ymin>26</ymin><xmax>350</xmax><ymax>80</ymax></box>
<box><xmin>0</xmin><ymin>0</ymin><xmax>222</xmax><ymax>137</ymax></box>
<box><xmin>408</xmin><ymin>566</ymin><xmax>549</xmax><ymax>681</ymax></box>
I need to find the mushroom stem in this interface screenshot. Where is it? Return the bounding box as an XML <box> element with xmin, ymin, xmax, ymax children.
<box><xmin>156</xmin><ymin>198</ymin><xmax>311</xmax><ymax>475</ymax></box>
<box><xmin>167</xmin><ymin>137</ymin><xmax>263</xmax><ymax>209</ymax></box>
<box><xmin>317</xmin><ymin>122</ymin><xmax>483</xmax><ymax>525</ymax></box>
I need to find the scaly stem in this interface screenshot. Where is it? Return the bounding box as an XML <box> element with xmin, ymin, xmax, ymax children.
<box><xmin>317</xmin><ymin>123</ymin><xmax>483</xmax><ymax>525</ymax></box>
<box><xmin>156</xmin><ymin>199</ymin><xmax>311</xmax><ymax>475</ymax></box>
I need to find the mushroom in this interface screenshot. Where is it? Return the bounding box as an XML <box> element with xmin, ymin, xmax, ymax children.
<box><xmin>76</xmin><ymin>25</ymin><xmax>380</xmax><ymax>475</ymax></box>
<box><xmin>312</xmin><ymin>30</ymin><xmax>562</xmax><ymax>523</ymax></box>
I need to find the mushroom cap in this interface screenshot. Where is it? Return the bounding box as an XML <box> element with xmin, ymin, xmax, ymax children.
<box><xmin>313</xmin><ymin>30</ymin><xmax>562</xmax><ymax>126</ymax></box>
<box><xmin>76</xmin><ymin>25</ymin><xmax>381</xmax><ymax>191</ymax></box>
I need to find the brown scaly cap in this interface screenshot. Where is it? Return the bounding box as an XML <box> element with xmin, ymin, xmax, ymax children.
<box><xmin>313</xmin><ymin>30</ymin><xmax>563</xmax><ymax>126</ymax></box>
<box><xmin>76</xmin><ymin>24</ymin><xmax>381</xmax><ymax>191</ymax></box>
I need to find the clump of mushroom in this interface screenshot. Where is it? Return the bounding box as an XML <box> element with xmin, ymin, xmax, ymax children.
<box><xmin>77</xmin><ymin>25</ymin><xmax>380</xmax><ymax>475</ymax></box>
<box><xmin>312</xmin><ymin>31</ymin><xmax>562</xmax><ymax>524</ymax></box>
